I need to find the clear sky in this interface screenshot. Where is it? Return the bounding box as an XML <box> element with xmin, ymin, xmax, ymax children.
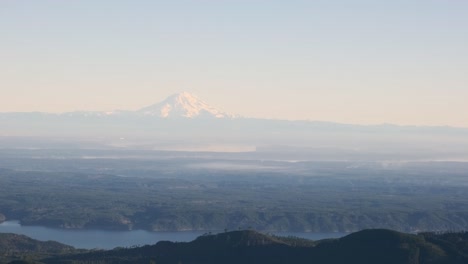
<box><xmin>1</xmin><ymin>0</ymin><xmax>467</xmax><ymax>127</ymax></box>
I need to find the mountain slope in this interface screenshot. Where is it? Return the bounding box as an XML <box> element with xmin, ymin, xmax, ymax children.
<box><xmin>0</xmin><ymin>233</ymin><xmax>83</xmax><ymax>263</ymax></box>
<box><xmin>47</xmin><ymin>229</ymin><xmax>468</xmax><ymax>264</ymax></box>
<box><xmin>137</xmin><ymin>92</ymin><xmax>233</xmax><ymax>119</ymax></box>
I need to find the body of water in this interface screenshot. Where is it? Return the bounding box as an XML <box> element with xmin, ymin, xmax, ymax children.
<box><xmin>0</xmin><ymin>221</ymin><xmax>346</xmax><ymax>249</ymax></box>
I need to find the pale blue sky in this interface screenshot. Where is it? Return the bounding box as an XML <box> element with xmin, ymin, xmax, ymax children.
<box><xmin>1</xmin><ymin>0</ymin><xmax>467</xmax><ymax>126</ymax></box>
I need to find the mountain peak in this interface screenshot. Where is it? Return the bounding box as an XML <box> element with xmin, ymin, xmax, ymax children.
<box><xmin>138</xmin><ymin>92</ymin><xmax>233</xmax><ymax>119</ymax></box>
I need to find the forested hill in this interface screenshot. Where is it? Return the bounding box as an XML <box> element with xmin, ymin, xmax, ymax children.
<box><xmin>0</xmin><ymin>233</ymin><xmax>83</xmax><ymax>263</ymax></box>
<box><xmin>1</xmin><ymin>166</ymin><xmax>468</xmax><ymax>233</ymax></box>
<box><xmin>41</xmin><ymin>229</ymin><xmax>467</xmax><ymax>264</ymax></box>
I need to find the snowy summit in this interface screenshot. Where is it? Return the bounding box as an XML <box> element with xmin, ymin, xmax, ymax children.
<box><xmin>138</xmin><ymin>92</ymin><xmax>233</xmax><ymax>119</ymax></box>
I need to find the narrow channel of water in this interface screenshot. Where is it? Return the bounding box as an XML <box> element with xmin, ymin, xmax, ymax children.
<box><xmin>0</xmin><ymin>221</ymin><xmax>346</xmax><ymax>249</ymax></box>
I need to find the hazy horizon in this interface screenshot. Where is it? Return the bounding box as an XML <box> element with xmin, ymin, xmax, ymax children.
<box><xmin>1</xmin><ymin>1</ymin><xmax>468</xmax><ymax>127</ymax></box>
<box><xmin>1</xmin><ymin>91</ymin><xmax>468</xmax><ymax>129</ymax></box>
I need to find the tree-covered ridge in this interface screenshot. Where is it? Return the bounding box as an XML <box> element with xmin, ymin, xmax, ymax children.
<box><xmin>43</xmin><ymin>229</ymin><xmax>468</xmax><ymax>264</ymax></box>
<box><xmin>0</xmin><ymin>233</ymin><xmax>84</xmax><ymax>263</ymax></box>
<box><xmin>1</xmin><ymin>229</ymin><xmax>467</xmax><ymax>263</ymax></box>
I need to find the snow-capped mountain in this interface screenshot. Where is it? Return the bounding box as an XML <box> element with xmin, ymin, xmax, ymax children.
<box><xmin>1</xmin><ymin>92</ymin><xmax>467</xmax><ymax>159</ymax></box>
<box><xmin>0</xmin><ymin>92</ymin><xmax>235</xmax><ymax>120</ymax></box>
<box><xmin>137</xmin><ymin>92</ymin><xmax>234</xmax><ymax>119</ymax></box>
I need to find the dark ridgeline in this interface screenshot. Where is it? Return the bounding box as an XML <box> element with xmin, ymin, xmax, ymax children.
<box><xmin>0</xmin><ymin>233</ymin><xmax>84</xmax><ymax>263</ymax></box>
<box><xmin>1</xmin><ymin>229</ymin><xmax>463</xmax><ymax>264</ymax></box>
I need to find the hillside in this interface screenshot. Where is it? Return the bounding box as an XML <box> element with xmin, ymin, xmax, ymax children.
<box><xmin>0</xmin><ymin>233</ymin><xmax>83</xmax><ymax>263</ymax></box>
<box><xmin>45</xmin><ymin>229</ymin><xmax>468</xmax><ymax>264</ymax></box>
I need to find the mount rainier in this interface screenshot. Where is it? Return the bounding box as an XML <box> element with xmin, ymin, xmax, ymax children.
<box><xmin>0</xmin><ymin>92</ymin><xmax>467</xmax><ymax>160</ymax></box>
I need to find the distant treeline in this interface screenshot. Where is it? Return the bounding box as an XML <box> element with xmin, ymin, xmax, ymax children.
<box><xmin>1</xmin><ymin>164</ymin><xmax>467</xmax><ymax>233</ymax></box>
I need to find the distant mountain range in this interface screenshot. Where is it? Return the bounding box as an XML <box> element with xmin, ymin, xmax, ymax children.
<box><xmin>1</xmin><ymin>92</ymin><xmax>468</xmax><ymax>160</ymax></box>
<box><xmin>0</xmin><ymin>91</ymin><xmax>466</xmax><ymax>126</ymax></box>
<box><xmin>4</xmin><ymin>92</ymin><xmax>234</xmax><ymax>119</ymax></box>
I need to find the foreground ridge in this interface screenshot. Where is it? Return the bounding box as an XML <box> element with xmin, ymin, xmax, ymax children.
<box><xmin>1</xmin><ymin>229</ymin><xmax>466</xmax><ymax>264</ymax></box>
